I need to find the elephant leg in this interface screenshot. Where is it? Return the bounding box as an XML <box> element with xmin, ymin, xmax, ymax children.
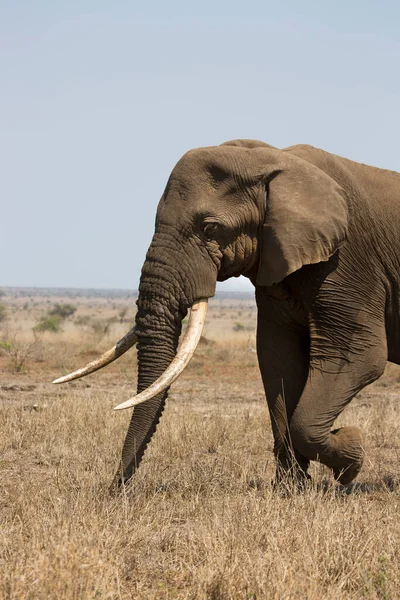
<box><xmin>289</xmin><ymin>341</ymin><xmax>387</xmax><ymax>485</ymax></box>
<box><xmin>256</xmin><ymin>295</ymin><xmax>310</xmax><ymax>482</ymax></box>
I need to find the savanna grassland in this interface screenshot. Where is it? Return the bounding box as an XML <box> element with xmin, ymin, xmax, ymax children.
<box><xmin>1</xmin><ymin>288</ymin><xmax>400</xmax><ymax>599</ymax></box>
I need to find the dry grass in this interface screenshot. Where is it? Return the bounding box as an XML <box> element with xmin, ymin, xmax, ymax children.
<box><xmin>1</xmin><ymin>293</ymin><xmax>400</xmax><ymax>599</ymax></box>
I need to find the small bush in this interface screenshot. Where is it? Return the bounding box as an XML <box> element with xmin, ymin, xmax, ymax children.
<box><xmin>91</xmin><ymin>317</ymin><xmax>117</xmax><ymax>338</ymax></box>
<box><xmin>118</xmin><ymin>307</ymin><xmax>128</xmax><ymax>323</ymax></box>
<box><xmin>0</xmin><ymin>337</ymin><xmax>38</xmax><ymax>372</ymax></box>
<box><xmin>48</xmin><ymin>303</ymin><xmax>77</xmax><ymax>320</ymax></box>
<box><xmin>0</xmin><ymin>340</ymin><xmax>12</xmax><ymax>352</ymax></box>
<box><xmin>75</xmin><ymin>315</ymin><xmax>91</xmax><ymax>327</ymax></box>
<box><xmin>33</xmin><ymin>316</ymin><xmax>63</xmax><ymax>334</ymax></box>
<box><xmin>233</xmin><ymin>322</ymin><xmax>245</xmax><ymax>332</ymax></box>
<box><xmin>0</xmin><ymin>304</ymin><xmax>7</xmax><ymax>323</ymax></box>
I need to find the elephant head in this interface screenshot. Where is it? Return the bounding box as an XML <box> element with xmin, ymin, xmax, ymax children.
<box><xmin>54</xmin><ymin>139</ymin><xmax>348</xmax><ymax>487</ymax></box>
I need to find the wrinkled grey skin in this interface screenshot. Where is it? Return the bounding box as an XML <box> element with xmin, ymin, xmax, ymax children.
<box><xmin>114</xmin><ymin>139</ymin><xmax>400</xmax><ymax>488</ymax></box>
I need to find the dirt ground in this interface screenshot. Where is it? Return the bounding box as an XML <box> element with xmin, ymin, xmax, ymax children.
<box><xmin>1</xmin><ymin>290</ymin><xmax>400</xmax><ymax>599</ymax></box>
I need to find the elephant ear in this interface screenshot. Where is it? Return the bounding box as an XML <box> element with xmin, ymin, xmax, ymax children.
<box><xmin>255</xmin><ymin>149</ymin><xmax>349</xmax><ymax>287</ymax></box>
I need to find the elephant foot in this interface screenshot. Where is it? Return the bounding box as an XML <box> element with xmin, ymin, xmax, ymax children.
<box><xmin>274</xmin><ymin>452</ymin><xmax>311</xmax><ymax>492</ymax></box>
<box><xmin>273</xmin><ymin>471</ymin><xmax>312</xmax><ymax>495</ymax></box>
<box><xmin>331</xmin><ymin>426</ymin><xmax>364</xmax><ymax>485</ymax></box>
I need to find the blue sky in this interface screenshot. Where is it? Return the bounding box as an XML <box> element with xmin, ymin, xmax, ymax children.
<box><xmin>1</xmin><ymin>1</ymin><xmax>399</xmax><ymax>291</ymax></box>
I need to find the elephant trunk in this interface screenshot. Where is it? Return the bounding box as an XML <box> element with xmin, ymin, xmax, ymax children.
<box><xmin>113</xmin><ymin>299</ymin><xmax>181</xmax><ymax>487</ymax></box>
<box><xmin>113</xmin><ymin>230</ymin><xmax>216</xmax><ymax>487</ymax></box>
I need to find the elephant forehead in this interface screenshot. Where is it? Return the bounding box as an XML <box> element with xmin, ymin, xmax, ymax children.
<box><xmin>155</xmin><ymin>146</ymin><xmax>265</xmax><ymax>227</ymax></box>
<box><xmin>171</xmin><ymin>146</ymin><xmax>256</xmax><ymax>182</ymax></box>
<box><xmin>158</xmin><ymin>148</ymin><xmax>234</xmax><ymax>210</ymax></box>
<box><xmin>156</xmin><ymin>182</ymin><xmax>214</xmax><ymax>228</ymax></box>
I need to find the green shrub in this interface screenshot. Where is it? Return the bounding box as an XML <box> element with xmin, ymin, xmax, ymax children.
<box><xmin>48</xmin><ymin>303</ymin><xmax>77</xmax><ymax>319</ymax></box>
<box><xmin>0</xmin><ymin>337</ymin><xmax>37</xmax><ymax>372</ymax></box>
<box><xmin>33</xmin><ymin>316</ymin><xmax>63</xmax><ymax>334</ymax></box>
<box><xmin>0</xmin><ymin>340</ymin><xmax>12</xmax><ymax>352</ymax></box>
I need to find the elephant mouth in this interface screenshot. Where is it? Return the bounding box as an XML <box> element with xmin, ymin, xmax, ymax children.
<box><xmin>52</xmin><ymin>299</ymin><xmax>208</xmax><ymax>409</ymax></box>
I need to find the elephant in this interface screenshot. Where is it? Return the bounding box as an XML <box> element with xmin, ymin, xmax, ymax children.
<box><xmin>54</xmin><ymin>138</ymin><xmax>400</xmax><ymax>489</ymax></box>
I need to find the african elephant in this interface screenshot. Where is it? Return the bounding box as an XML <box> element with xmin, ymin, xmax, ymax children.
<box><xmin>54</xmin><ymin>139</ymin><xmax>400</xmax><ymax>488</ymax></box>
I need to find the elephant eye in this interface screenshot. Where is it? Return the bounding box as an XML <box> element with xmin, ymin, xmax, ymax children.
<box><xmin>202</xmin><ymin>222</ymin><xmax>220</xmax><ymax>241</ymax></box>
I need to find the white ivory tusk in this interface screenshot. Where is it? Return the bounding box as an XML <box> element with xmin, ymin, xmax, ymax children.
<box><xmin>52</xmin><ymin>327</ymin><xmax>138</xmax><ymax>384</ymax></box>
<box><xmin>113</xmin><ymin>299</ymin><xmax>208</xmax><ymax>411</ymax></box>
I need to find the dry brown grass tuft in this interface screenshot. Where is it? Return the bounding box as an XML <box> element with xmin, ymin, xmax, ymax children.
<box><xmin>1</xmin><ymin>294</ymin><xmax>400</xmax><ymax>598</ymax></box>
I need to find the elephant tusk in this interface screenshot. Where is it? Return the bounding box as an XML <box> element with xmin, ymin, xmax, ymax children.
<box><xmin>52</xmin><ymin>327</ymin><xmax>138</xmax><ymax>384</ymax></box>
<box><xmin>113</xmin><ymin>299</ymin><xmax>208</xmax><ymax>411</ymax></box>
